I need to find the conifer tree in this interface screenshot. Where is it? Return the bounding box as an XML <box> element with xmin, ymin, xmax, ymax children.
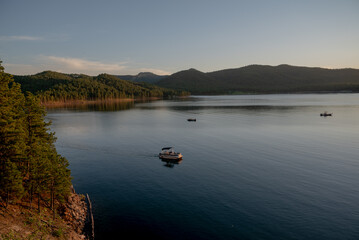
<box><xmin>23</xmin><ymin>93</ymin><xmax>50</xmax><ymax>208</ymax></box>
<box><xmin>0</xmin><ymin>60</ymin><xmax>71</xmax><ymax>213</ymax></box>
<box><xmin>24</xmin><ymin>93</ymin><xmax>71</xmax><ymax>212</ymax></box>
<box><xmin>0</xmin><ymin>60</ymin><xmax>26</xmax><ymax>205</ymax></box>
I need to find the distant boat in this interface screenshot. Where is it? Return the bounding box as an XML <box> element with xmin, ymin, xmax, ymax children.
<box><xmin>320</xmin><ymin>111</ymin><xmax>332</xmax><ymax>117</ymax></box>
<box><xmin>159</xmin><ymin>147</ymin><xmax>183</xmax><ymax>160</ymax></box>
<box><xmin>187</xmin><ymin>118</ymin><xmax>196</xmax><ymax>122</ymax></box>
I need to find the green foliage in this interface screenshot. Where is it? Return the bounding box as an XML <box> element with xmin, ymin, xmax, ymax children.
<box><xmin>13</xmin><ymin>71</ymin><xmax>189</xmax><ymax>102</ymax></box>
<box><xmin>0</xmin><ymin>60</ymin><xmax>27</xmax><ymax>202</ymax></box>
<box><xmin>23</xmin><ymin>212</ymin><xmax>55</xmax><ymax>239</ymax></box>
<box><xmin>0</xmin><ymin>61</ymin><xmax>71</xmax><ymax>213</ymax></box>
<box><xmin>0</xmin><ymin>230</ymin><xmax>22</xmax><ymax>240</ymax></box>
<box><xmin>157</xmin><ymin>65</ymin><xmax>359</xmax><ymax>94</ymax></box>
<box><xmin>52</xmin><ymin>227</ymin><xmax>64</xmax><ymax>237</ymax></box>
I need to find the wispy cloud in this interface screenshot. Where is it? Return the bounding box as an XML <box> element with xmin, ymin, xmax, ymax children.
<box><xmin>45</xmin><ymin>56</ymin><xmax>128</xmax><ymax>74</ymax></box>
<box><xmin>4</xmin><ymin>56</ymin><xmax>172</xmax><ymax>76</ymax></box>
<box><xmin>139</xmin><ymin>68</ymin><xmax>171</xmax><ymax>76</ymax></box>
<box><xmin>0</xmin><ymin>35</ymin><xmax>43</xmax><ymax>41</ymax></box>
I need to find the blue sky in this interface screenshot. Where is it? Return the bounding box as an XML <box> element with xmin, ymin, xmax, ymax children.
<box><xmin>1</xmin><ymin>0</ymin><xmax>358</xmax><ymax>75</ymax></box>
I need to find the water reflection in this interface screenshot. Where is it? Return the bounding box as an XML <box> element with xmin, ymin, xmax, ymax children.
<box><xmin>136</xmin><ymin>104</ymin><xmax>301</xmax><ymax>114</ymax></box>
<box><xmin>43</xmin><ymin>95</ymin><xmax>338</xmax><ymax>113</ymax></box>
<box><xmin>45</xmin><ymin>100</ymin><xmax>135</xmax><ymax>111</ymax></box>
<box><xmin>170</xmin><ymin>105</ymin><xmax>298</xmax><ymax>112</ymax></box>
<box><xmin>161</xmin><ymin>159</ymin><xmax>183</xmax><ymax>168</ymax></box>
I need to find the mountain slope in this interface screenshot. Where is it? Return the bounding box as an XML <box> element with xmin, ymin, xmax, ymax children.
<box><xmin>156</xmin><ymin>68</ymin><xmax>219</xmax><ymax>94</ymax></box>
<box><xmin>117</xmin><ymin>72</ymin><xmax>167</xmax><ymax>84</ymax></box>
<box><xmin>13</xmin><ymin>71</ymin><xmax>188</xmax><ymax>102</ymax></box>
<box><xmin>157</xmin><ymin>65</ymin><xmax>359</xmax><ymax>94</ymax></box>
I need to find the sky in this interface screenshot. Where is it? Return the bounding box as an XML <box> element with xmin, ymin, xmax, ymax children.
<box><xmin>0</xmin><ymin>0</ymin><xmax>358</xmax><ymax>75</ymax></box>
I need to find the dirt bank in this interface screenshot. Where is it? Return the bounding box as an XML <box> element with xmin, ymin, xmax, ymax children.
<box><xmin>0</xmin><ymin>191</ymin><xmax>89</xmax><ymax>240</ymax></box>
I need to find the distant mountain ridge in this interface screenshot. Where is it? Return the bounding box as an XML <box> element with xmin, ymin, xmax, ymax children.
<box><xmin>12</xmin><ymin>64</ymin><xmax>359</xmax><ymax>99</ymax></box>
<box><xmin>155</xmin><ymin>68</ymin><xmax>217</xmax><ymax>93</ymax></box>
<box><xmin>156</xmin><ymin>64</ymin><xmax>359</xmax><ymax>94</ymax></box>
<box><xmin>117</xmin><ymin>72</ymin><xmax>168</xmax><ymax>84</ymax></box>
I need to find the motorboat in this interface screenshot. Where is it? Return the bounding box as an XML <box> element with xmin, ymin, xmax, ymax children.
<box><xmin>187</xmin><ymin>118</ymin><xmax>196</xmax><ymax>122</ymax></box>
<box><xmin>159</xmin><ymin>147</ymin><xmax>183</xmax><ymax>160</ymax></box>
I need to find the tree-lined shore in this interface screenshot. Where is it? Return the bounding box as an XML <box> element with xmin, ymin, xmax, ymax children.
<box><xmin>12</xmin><ymin>64</ymin><xmax>359</xmax><ymax>101</ymax></box>
<box><xmin>0</xmin><ymin>61</ymin><xmax>87</xmax><ymax>239</ymax></box>
<box><xmin>13</xmin><ymin>71</ymin><xmax>189</xmax><ymax>103</ymax></box>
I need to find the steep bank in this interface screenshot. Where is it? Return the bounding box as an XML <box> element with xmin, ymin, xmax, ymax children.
<box><xmin>0</xmin><ymin>190</ymin><xmax>89</xmax><ymax>239</ymax></box>
<box><xmin>0</xmin><ymin>62</ymin><xmax>91</xmax><ymax>239</ymax></box>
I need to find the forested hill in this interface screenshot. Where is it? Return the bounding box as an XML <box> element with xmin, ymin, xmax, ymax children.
<box><xmin>156</xmin><ymin>65</ymin><xmax>359</xmax><ymax>94</ymax></box>
<box><xmin>117</xmin><ymin>72</ymin><xmax>168</xmax><ymax>84</ymax></box>
<box><xmin>13</xmin><ymin>71</ymin><xmax>188</xmax><ymax>102</ymax></box>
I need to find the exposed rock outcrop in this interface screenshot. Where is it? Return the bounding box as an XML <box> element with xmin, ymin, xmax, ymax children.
<box><xmin>60</xmin><ymin>192</ymin><xmax>88</xmax><ymax>238</ymax></box>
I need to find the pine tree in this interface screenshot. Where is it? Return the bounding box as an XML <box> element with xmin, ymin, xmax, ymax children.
<box><xmin>23</xmin><ymin>93</ymin><xmax>48</xmax><ymax>207</ymax></box>
<box><xmin>23</xmin><ymin>92</ymin><xmax>71</xmax><ymax>213</ymax></box>
<box><xmin>0</xmin><ymin>159</ymin><xmax>23</xmax><ymax>207</ymax></box>
<box><xmin>1</xmin><ymin>60</ymin><xmax>72</xmax><ymax>215</ymax></box>
<box><xmin>0</xmin><ymin>60</ymin><xmax>27</xmax><ymax>205</ymax></box>
<box><xmin>49</xmin><ymin>153</ymin><xmax>71</xmax><ymax>218</ymax></box>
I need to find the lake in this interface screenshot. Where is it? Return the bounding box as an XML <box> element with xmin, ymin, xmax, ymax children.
<box><xmin>47</xmin><ymin>94</ymin><xmax>359</xmax><ymax>240</ymax></box>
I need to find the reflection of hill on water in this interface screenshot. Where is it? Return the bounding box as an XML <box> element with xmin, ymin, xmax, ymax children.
<box><xmin>45</xmin><ymin>100</ymin><xmax>135</xmax><ymax>111</ymax></box>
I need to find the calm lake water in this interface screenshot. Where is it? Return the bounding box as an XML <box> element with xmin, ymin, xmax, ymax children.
<box><xmin>47</xmin><ymin>94</ymin><xmax>359</xmax><ymax>240</ymax></box>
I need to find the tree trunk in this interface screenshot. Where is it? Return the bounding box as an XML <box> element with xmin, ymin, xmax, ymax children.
<box><xmin>6</xmin><ymin>190</ymin><xmax>9</xmax><ymax>208</ymax></box>
<box><xmin>51</xmin><ymin>189</ymin><xmax>55</xmax><ymax>219</ymax></box>
<box><xmin>30</xmin><ymin>186</ymin><xmax>33</xmax><ymax>209</ymax></box>
<box><xmin>38</xmin><ymin>193</ymin><xmax>40</xmax><ymax>213</ymax></box>
<box><xmin>52</xmin><ymin>195</ymin><xmax>56</xmax><ymax>220</ymax></box>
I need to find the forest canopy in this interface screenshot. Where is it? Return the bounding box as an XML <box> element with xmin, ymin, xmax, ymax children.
<box><xmin>157</xmin><ymin>65</ymin><xmax>359</xmax><ymax>94</ymax></box>
<box><xmin>13</xmin><ymin>71</ymin><xmax>189</xmax><ymax>102</ymax></box>
<box><xmin>0</xmin><ymin>61</ymin><xmax>71</xmax><ymax>213</ymax></box>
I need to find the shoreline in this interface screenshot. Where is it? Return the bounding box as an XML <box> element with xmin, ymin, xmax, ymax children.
<box><xmin>42</xmin><ymin>98</ymin><xmax>135</xmax><ymax>107</ymax></box>
<box><xmin>191</xmin><ymin>91</ymin><xmax>357</xmax><ymax>96</ymax></box>
<box><xmin>41</xmin><ymin>96</ymin><xmax>190</xmax><ymax>108</ymax></box>
<box><xmin>39</xmin><ymin>92</ymin><xmax>358</xmax><ymax>107</ymax></box>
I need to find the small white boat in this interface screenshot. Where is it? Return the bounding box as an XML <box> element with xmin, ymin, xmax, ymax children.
<box><xmin>159</xmin><ymin>147</ymin><xmax>183</xmax><ymax>160</ymax></box>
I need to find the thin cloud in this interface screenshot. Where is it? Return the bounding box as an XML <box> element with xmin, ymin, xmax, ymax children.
<box><xmin>4</xmin><ymin>56</ymin><xmax>172</xmax><ymax>76</ymax></box>
<box><xmin>46</xmin><ymin>56</ymin><xmax>128</xmax><ymax>74</ymax></box>
<box><xmin>0</xmin><ymin>35</ymin><xmax>43</xmax><ymax>41</ymax></box>
<box><xmin>139</xmin><ymin>68</ymin><xmax>171</xmax><ymax>76</ymax></box>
